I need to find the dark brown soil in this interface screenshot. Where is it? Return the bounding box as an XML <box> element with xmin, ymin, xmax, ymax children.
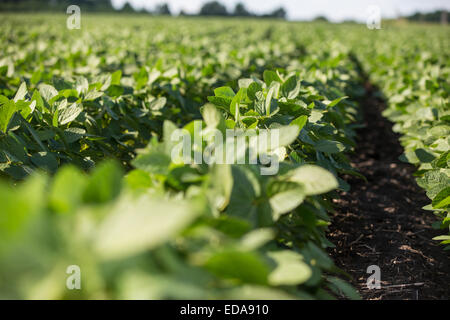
<box><xmin>327</xmin><ymin>83</ymin><xmax>450</xmax><ymax>300</ymax></box>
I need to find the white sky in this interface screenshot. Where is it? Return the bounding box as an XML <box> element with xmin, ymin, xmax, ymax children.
<box><xmin>111</xmin><ymin>0</ymin><xmax>450</xmax><ymax>22</ymax></box>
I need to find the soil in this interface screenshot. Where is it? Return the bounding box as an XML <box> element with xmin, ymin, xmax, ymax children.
<box><xmin>327</xmin><ymin>82</ymin><xmax>450</xmax><ymax>300</ymax></box>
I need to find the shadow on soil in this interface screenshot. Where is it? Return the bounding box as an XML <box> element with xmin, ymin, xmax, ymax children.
<box><xmin>327</xmin><ymin>60</ymin><xmax>450</xmax><ymax>300</ymax></box>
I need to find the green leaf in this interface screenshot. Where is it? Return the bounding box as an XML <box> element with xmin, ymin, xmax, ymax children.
<box><xmin>207</xmin><ymin>164</ymin><xmax>233</xmax><ymax>211</ymax></box>
<box><xmin>433</xmin><ymin>235</ymin><xmax>450</xmax><ymax>241</ymax></box>
<box><xmin>268</xmin><ymin>250</ymin><xmax>312</xmax><ymax>285</ymax></box>
<box><xmin>225</xmin><ymin>285</ymin><xmax>298</xmax><ymax>300</ymax></box>
<box><xmin>83</xmin><ymin>161</ymin><xmax>123</xmax><ymax>204</ymax></box>
<box><xmin>111</xmin><ymin>70</ymin><xmax>122</xmax><ymax>85</ymax></box>
<box><xmin>291</xmin><ymin>115</ymin><xmax>308</xmax><ymax>131</ymax></box>
<box><xmin>149</xmin><ymin>97</ymin><xmax>166</xmax><ymax>111</ymax></box>
<box><xmin>162</xmin><ymin>120</ymin><xmax>180</xmax><ymax>157</ymax></box>
<box><xmin>255</xmin><ymin>125</ymin><xmax>300</xmax><ymax>155</ymax></box>
<box><xmin>0</xmin><ymin>173</ymin><xmax>46</xmax><ymax>244</ymax></box>
<box><xmin>212</xmin><ymin>216</ymin><xmax>251</xmax><ymax>238</ymax></box>
<box><xmin>415</xmin><ymin>148</ymin><xmax>436</xmax><ymax>163</ymax></box>
<box><xmin>417</xmin><ymin>170</ymin><xmax>450</xmax><ymax>199</ymax></box>
<box><xmin>16</xmin><ymin>100</ymin><xmax>34</xmax><ymax>119</ymax></box>
<box><xmin>328</xmin><ymin>277</ymin><xmax>361</xmax><ymax>300</ymax></box>
<box><xmin>133</xmin><ymin>148</ymin><xmax>172</xmax><ymax>175</ymax></box>
<box><xmin>14</xmin><ymin>82</ymin><xmax>27</xmax><ymax>102</ymax></box>
<box><xmin>204</xmin><ymin>250</ymin><xmax>270</xmax><ymax>285</ymax></box>
<box><xmin>327</xmin><ymin>96</ymin><xmax>348</xmax><ymax>107</ymax></box>
<box><xmin>57</xmin><ymin>103</ymin><xmax>82</xmax><ymax>125</ymax></box>
<box><xmin>0</xmin><ymin>99</ymin><xmax>16</xmax><ymax>133</ymax></box>
<box><xmin>254</xmin><ymin>91</ymin><xmax>266</xmax><ymax>115</ymax></box>
<box><xmin>106</xmin><ymin>85</ymin><xmax>124</xmax><ymax>97</ymax></box>
<box><xmin>287</xmin><ymin>165</ymin><xmax>338</xmax><ymax>195</ymax></box>
<box><xmin>95</xmin><ymin>196</ymin><xmax>200</xmax><ymax>260</ymax></box>
<box><xmin>265</xmin><ymin>83</ymin><xmax>278</xmax><ymax>116</ymax></box>
<box><xmin>263</xmin><ymin>70</ymin><xmax>281</xmax><ymax>86</ymax></box>
<box><xmin>432</xmin><ymin>187</ymin><xmax>450</xmax><ymax>209</ymax></box>
<box><xmin>230</xmin><ymin>88</ymin><xmax>244</xmax><ymax>119</ymax></box>
<box><xmin>202</xmin><ymin>103</ymin><xmax>224</xmax><ymax>130</ymax></box>
<box><xmin>269</xmin><ymin>182</ymin><xmax>305</xmax><ymax>219</ymax></box>
<box><xmin>399</xmin><ymin>151</ymin><xmax>419</xmax><ymax>164</ymax></box>
<box><xmin>239</xmin><ymin>228</ymin><xmax>274</xmax><ymax>251</ymax></box>
<box><xmin>49</xmin><ymin>166</ymin><xmax>87</xmax><ymax>213</ymax></box>
<box><xmin>214</xmin><ymin>86</ymin><xmax>235</xmax><ymax>98</ymax></box>
<box><xmin>431</xmin><ymin>151</ymin><xmax>449</xmax><ymax>168</ymax></box>
<box><xmin>227</xmin><ymin>166</ymin><xmax>272</xmax><ymax>226</ymax></box>
<box><xmin>281</xmin><ymin>76</ymin><xmax>301</xmax><ymax>100</ymax></box>
<box><xmin>30</xmin><ymin>152</ymin><xmax>58</xmax><ymax>173</ymax></box>
<box><xmin>75</xmin><ymin>76</ymin><xmax>89</xmax><ymax>95</ymax></box>
<box><xmin>63</xmin><ymin>127</ymin><xmax>86</xmax><ymax>143</ymax></box>
<box><xmin>84</xmin><ymin>90</ymin><xmax>104</xmax><ymax>101</ymax></box>
<box><xmin>304</xmin><ymin>242</ymin><xmax>334</xmax><ymax>270</ymax></box>
<box><xmin>39</xmin><ymin>84</ymin><xmax>58</xmax><ymax>102</ymax></box>
<box><xmin>238</xmin><ymin>78</ymin><xmax>254</xmax><ymax>89</ymax></box>
<box><xmin>315</xmin><ymin>140</ymin><xmax>346</xmax><ymax>154</ymax></box>
<box><xmin>31</xmin><ymin>90</ymin><xmax>44</xmax><ymax>112</ymax></box>
<box><xmin>247</xmin><ymin>82</ymin><xmax>262</xmax><ymax>100</ymax></box>
<box><xmin>207</xmin><ymin>96</ymin><xmax>232</xmax><ymax>110</ymax></box>
<box><xmin>30</xmin><ymin>70</ymin><xmax>42</xmax><ymax>85</ymax></box>
<box><xmin>125</xmin><ymin>169</ymin><xmax>152</xmax><ymax>191</ymax></box>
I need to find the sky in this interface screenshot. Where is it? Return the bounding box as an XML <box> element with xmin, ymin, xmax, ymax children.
<box><xmin>111</xmin><ymin>0</ymin><xmax>450</xmax><ymax>22</ymax></box>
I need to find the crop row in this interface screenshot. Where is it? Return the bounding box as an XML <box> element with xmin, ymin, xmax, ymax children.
<box><xmin>357</xmin><ymin>26</ymin><xmax>450</xmax><ymax>248</ymax></box>
<box><xmin>0</xmin><ymin>16</ymin><xmax>367</xmax><ymax>299</ymax></box>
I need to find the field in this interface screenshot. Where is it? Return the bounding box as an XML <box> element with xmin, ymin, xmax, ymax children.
<box><xmin>0</xmin><ymin>14</ymin><xmax>449</xmax><ymax>300</ymax></box>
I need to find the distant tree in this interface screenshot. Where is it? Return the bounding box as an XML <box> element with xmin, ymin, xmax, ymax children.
<box><xmin>59</xmin><ymin>0</ymin><xmax>115</xmax><ymax>12</ymax></box>
<box><xmin>138</xmin><ymin>8</ymin><xmax>151</xmax><ymax>14</ymax></box>
<box><xmin>269</xmin><ymin>7</ymin><xmax>287</xmax><ymax>19</ymax></box>
<box><xmin>314</xmin><ymin>16</ymin><xmax>328</xmax><ymax>22</ymax></box>
<box><xmin>0</xmin><ymin>0</ymin><xmax>287</xmax><ymax>17</ymax></box>
<box><xmin>156</xmin><ymin>3</ymin><xmax>171</xmax><ymax>16</ymax></box>
<box><xmin>120</xmin><ymin>2</ymin><xmax>135</xmax><ymax>13</ymax></box>
<box><xmin>199</xmin><ymin>1</ymin><xmax>228</xmax><ymax>16</ymax></box>
<box><xmin>406</xmin><ymin>10</ymin><xmax>447</xmax><ymax>24</ymax></box>
<box><xmin>233</xmin><ymin>2</ymin><xmax>251</xmax><ymax>17</ymax></box>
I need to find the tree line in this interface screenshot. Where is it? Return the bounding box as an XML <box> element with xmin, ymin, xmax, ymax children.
<box><xmin>405</xmin><ymin>10</ymin><xmax>448</xmax><ymax>24</ymax></box>
<box><xmin>0</xmin><ymin>0</ymin><xmax>287</xmax><ymax>19</ymax></box>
